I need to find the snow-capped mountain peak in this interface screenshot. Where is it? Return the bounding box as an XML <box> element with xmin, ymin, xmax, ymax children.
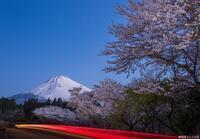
<box><xmin>11</xmin><ymin>75</ymin><xmax>92</xmax><ymax>104</ymax></box>
<box><xmin>45</xmin><ymin>75</ymin><xmax>86</xmax><ymax>90</ymax></box>
<box><xmin>31</xmin><ymin>75</ymin><xmax>91</xmax><ymax>100</ymax></box>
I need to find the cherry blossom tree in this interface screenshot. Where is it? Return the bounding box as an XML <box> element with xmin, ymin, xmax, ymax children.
<box><xmin>68</xmin><ymin>79</ymin><xmax>125</xmax><ymax>122</ymax></box>
<box><xmin>103</xmin><ymin>0</ymin><xmax>200</xmax><ymax>88</ymax></box>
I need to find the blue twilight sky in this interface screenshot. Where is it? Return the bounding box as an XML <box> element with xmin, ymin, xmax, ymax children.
<box><xmin>0</xmin><ymin>0</ymin><xmax>131</xmax><ymax>97</ymax></box>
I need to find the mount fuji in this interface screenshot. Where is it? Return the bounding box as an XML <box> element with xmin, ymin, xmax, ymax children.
<box><xmin>11</xmin><ymin>75</ymin><xmax>92</xmax><ymax>104</ymax></box>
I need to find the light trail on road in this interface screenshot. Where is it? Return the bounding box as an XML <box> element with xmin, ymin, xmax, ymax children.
<box><xmin>15</xmin><ymin>124</ymin><xmax>177</xmax><ymax>139</ymax></box>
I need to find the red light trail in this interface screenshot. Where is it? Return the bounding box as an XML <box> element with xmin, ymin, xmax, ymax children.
<box><xmin>16</xmin><ymin>124</ymin><xmax>177</xmax><ymax>139</ymax></box>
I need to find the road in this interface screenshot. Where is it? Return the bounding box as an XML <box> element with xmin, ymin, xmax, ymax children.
<box><xmin>0</xmin><ymin>127</ymin><xmax>83</xmax><ymax>139</ymax></box>
<box><xmin>15</xmin><ymin>124</ymin><xmax>178</xmax><ymax>139</ymax></box>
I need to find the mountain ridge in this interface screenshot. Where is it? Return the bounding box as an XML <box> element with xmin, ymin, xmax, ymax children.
<box><xmin>11</xmin><ymin>75</ymin><xmax>92</xmax><ymax>104</ymax></box>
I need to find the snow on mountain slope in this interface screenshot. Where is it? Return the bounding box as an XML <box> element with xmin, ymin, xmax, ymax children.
<box><xmin>11</xmin><ymin>75</ymin><xmax>92</xmax><ymax>103</ymax></box>
<box><xmin>29</xmin><ymin>75</ymin><xmax>91</xmax><ymax>100</ymax></box>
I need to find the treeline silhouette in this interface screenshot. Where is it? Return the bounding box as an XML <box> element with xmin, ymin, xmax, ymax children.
<box><xmin>0</xmin><ymin>97</ymin><xmax>68</xmax><ymax>121</ymax></box>
<box><xmin>23</xmin><ymin>98</ymin><xmax>67</xmax><ymax>119</ymax></box>
<box><xmin>0</xmin><ymin>98</ymin><xmax>17</xmax><ymax>113</ymax></box>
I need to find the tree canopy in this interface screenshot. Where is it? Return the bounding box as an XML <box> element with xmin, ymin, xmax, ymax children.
<box><xmin>103</xmin><ymin>0</ymin><xmax>200</xmax><ymax>88</ymax></box>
